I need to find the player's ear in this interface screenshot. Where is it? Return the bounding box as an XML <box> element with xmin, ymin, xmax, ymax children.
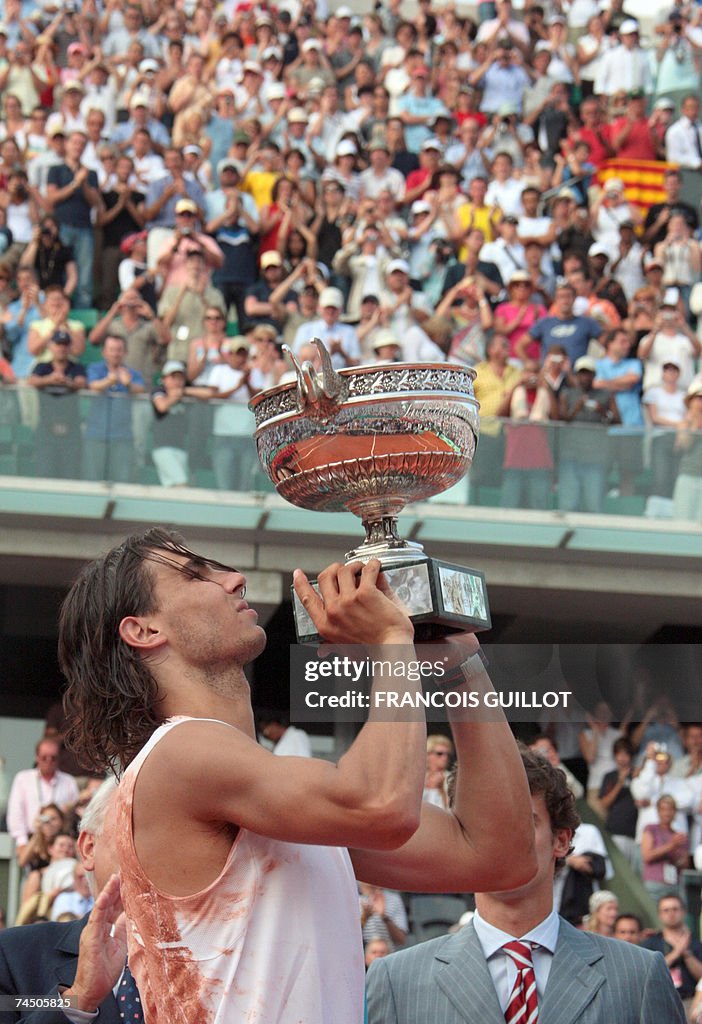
<box><xmin>119</xmin><ymin>616</ymin><xmax>166</xmax><ymax>651</ymax></box>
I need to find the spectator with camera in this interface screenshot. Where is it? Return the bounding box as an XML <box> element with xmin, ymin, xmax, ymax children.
<box><xmin>19</xmin><ymin>217</ymin><xmax>77</xmax><ymax>299</ymax></box>
<box><xmin>639</xmin><ymin>301</ymin><xmax>700</xmax><ymax>391</ymax></box>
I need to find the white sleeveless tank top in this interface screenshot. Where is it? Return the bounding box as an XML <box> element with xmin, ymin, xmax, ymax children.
<box><xmin>115</xmin><ymin>717</ymin><xmax>364</xmax><ymax>1023</ymax></box>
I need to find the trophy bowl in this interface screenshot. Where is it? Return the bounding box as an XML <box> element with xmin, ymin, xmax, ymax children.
<box><xmin>250</xmin><ymin>340</ymin><xmax>487</xmax><ymax>640</ymax></box>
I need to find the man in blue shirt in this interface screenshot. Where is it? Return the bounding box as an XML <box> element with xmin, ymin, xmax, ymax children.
<box><xmin>83</xmin><ymin>335</ymin><xmax>145</xmax><ymax>483</ymax></box>
<box><xmin>110</xmin><ymin>96</ymin><xmax>171</xmax><ymax>156</ymax></box>
<box><xmin>3</xmin><ymin>267</ymin><xmax>42</xmax><ymax>379</ymax></box>
<box><xmin>143</xmin><ymin>148</ymin><xmax>207</xmax><ymax>230</ymax></box>
<box><xmin>46</xmin><ymin>132</ymin><xmax>101</xmax><ymax>309</ymax></box>
<box><xmin>525</xmin><ymin>282</ymin><xmax>602</xmax><ymax>365</ymax></box>
<box><xmin>396</xmin><ymin>66</ymin><xmax>446</xmax><ymax>154</ymax></box>
<box><xmin>595</xmin><ymin>327</ymin><xmax>644</xmax><ymax>497</ymax></box>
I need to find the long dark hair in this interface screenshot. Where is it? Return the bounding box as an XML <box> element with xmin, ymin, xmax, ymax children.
<box><xmin>59</xmin><ymin>527</ymin><xmax>191</xmax><ymax>773</ymax></box>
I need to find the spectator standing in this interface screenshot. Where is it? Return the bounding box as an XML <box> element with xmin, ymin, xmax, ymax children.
<box><xmin>642</xmin><ymin>169</ymin><xmax>698</xmax><ymax>251</ymax></box>
<box><xmin>27</xmin><ymin>330</ymin><xmax>86</xmax><ymax>480</ymax></box>
<box><xmin>594</xmin><ymin>20</ymin><xmax>654</xmax><ymax>98</ymax></box>
<box><xmin>558</xmin><ymin>355</ymin><xmax>620</xmax><ymax>514</ymax></box>
<box><xmin>150</xmin><ymin>360</ymin><xmax>211</xmax><ymax>489</ymax></box>
<box><xmin>205</xmin><ymin>160</ymin><xmax>260</xmax><ymax>330</ymax></box>
<box><xmin>96</xmin><ymin>154</ymin><xmax>145</xmax><ymax>310</ymax></box>
<box><xmin>599</xmin><ymin>737</ymin><xmax>639</xmax><ymax>865</ymax></box>
<box><xmin>500</xmin><ymin>358</ymin><xmax>557</xmax><ymax>511</ymax></box>
<box><xmin>83</xmin><ymin>335</ymin><xmax>145</xmax><ymax>483</ymax></box>
<box><xmin>207</xmin><ymin>337</ymin><xmax>263</xmax><ymax>490</ymax></box>
<box><xmin>46</xmin><ymin>131</ymin><xmax>102</xmax><ymax>309</ymax></box>
<box><xmin>594</xmin><ymin>329</ymin><xmax>644</xmax><ymax>497</ymax></box>
<box><xmin>672</xmin><ymin>383</ymin><xmax>702</xmax><ymax>523</ymax></box>
<box><xmin>159</xmin><ymin>249</ymin><xmax>227</xmax><ymax>363</ymax></box>
<box><xmin>471</xmin><ymin>334</ymin><xmax>521</xmax><ymax>492</ymax></box>
<box><xmin>643</xmin><ymin>360</ymin><xmax>686</xmax><ymax>514</ymax></box>
<box><xmin>494</xmin><ymin>270</ymin><xmax>547</xmax><ymax>364</ymax></box>
<box><xmin>579</xmin><ymin>701</ymin><xmax>623</xmax><ymax>815</ymax></box>
<box><xmin>526</xmin><ymin>282</ymin><xmax>603</xmax><ymax>367</ymax></box>
<box><xmin>292</xmin><ymin>286</ymin><xmax>361</xmax><ymax>369</ymax></box>
<box><xmin>665</xmin><ymin>95</ymin><xmax>702</xmax><ymax>208</ymax></box>
<box><xmin>19</xmin><ymin>217</ymin><xmax>77</xmax><ymax>298</ymax></box>
<box><xmin>2</xmin><ymin>268</ymin><xmax>42</xmax><ymax>380</ymax></box>
<box><xmin>639</xmin><ymin>304</ymin><xmax>700</xmax><ymax>391</ymax></box>
<box><xmin>631</xmin><ymin>743</ymin><xmax>693</xmax><ymax>842</ymax></box>
<box><xmin>6</xmin><ymin>738</ymin><xmax>79</xmax><ymax>862</ymax></box>
<box><xmin>641</xmin><ymin>795</ymin><xmax>690</xmax><ymax>904</ymax></box>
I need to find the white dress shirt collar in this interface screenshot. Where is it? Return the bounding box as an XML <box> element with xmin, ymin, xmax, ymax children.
<box><xmin>473</xmin><ymin>906</ymin><xmax>560</xmax><ymax>959</ymax></box>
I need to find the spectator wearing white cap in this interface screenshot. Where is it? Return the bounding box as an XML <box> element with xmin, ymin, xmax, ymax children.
<box><xmin>111</xmin><ymin>95</ymin><xmax>171</xmax><ymax>155</ymax></box>
<box><xmin>368</xmin><ymin>329</ymin><xmax>403</xmax><ymax>365</ymax></box>
<box><xmin>359</xmin><ymin>139</ymin><xmax>405</xmax><ymax>202</ymax></box>
<box><xmin>380</xmin><ymin>259</ymin><xmax>434</xmax><ymax>338</ymax></box>
<box><xmin>206</xmin><ymin>336</ymin><xmax>264</xmax><ymax>491</ymax></box>
<box><xmin>590</xmin><ymin>177</ymin><xmax>639</xmax><ymax>262</ymax></box>
<box><xmin>643</xmin><ymin>359</ymin><xmax>686</xmax><ymax>510</ymax></box>
<box><xmin>243</xmin><ymin>249</ymin><xmax>299</xmax><ymax>333</ymax></box>
<box><xmin>322</xmin><ymin>140</ymin><xmax>361</xmax><ymax>203</ymax></box>
<box><xmin>593</xmin><ymin>21</ymin><xmax>654</xmax><ymax>97</ymax></box>
<box><xmin>286</xmin><ymin>38</ymin><xmax>335</xmax><ymax>94</ymax></box>
<box><xmin>291</xmin><ymin>285</ymin><xmax>360</xmax><ymax>368</ymax></box>
<box><xmin>150</xmin><ymin>360</ymin><xmax>212</xmax><ymax>488</ymax></box>
<box><xmin>232</xmin><ymin>60</ymin><xmax>266</xmax><ymax>121</ymax></box>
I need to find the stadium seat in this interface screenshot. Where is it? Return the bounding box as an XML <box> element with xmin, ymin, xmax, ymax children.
<box><xmin>408</xmin><ymin>894</ymin><xmax>468</xmax><ymax>943</ymax></box>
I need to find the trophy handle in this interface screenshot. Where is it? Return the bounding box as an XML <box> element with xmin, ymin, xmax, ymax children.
<box><xmin>281</xmin><ymin>339</ymin><xmax>344</xmax><ymax>414</ymax></box>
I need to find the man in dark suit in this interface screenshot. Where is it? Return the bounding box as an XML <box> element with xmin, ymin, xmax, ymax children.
<box><xmin>367</xmin><ymin>749</ymin><xmax>686</xmax><ymax>1024</ymax></box>
<box><xmin>0</xmin><ymin>779</ymin><xmax>129</xmax><ymax>1023</ymax></box>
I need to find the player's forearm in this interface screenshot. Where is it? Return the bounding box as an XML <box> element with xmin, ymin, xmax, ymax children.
<box><xmin>447</xmin><ymin>667</ymin><xmax>537</xmax><ymax>888</ymax></box>
<box><xmin>337</xmin><ymin>643</ymin><xmax>426</xmax><ymax>847</ymax></box>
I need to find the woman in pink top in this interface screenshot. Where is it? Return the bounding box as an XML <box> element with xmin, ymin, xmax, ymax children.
<box><xmin>641</xmin><ymin>794</ymin><xmax>689</xmax><ymax>904</ymax></box>
<box><xmin>493</xmin><ymin>271</ymin><xmax>547</xmax><ymax>363</ymax></box>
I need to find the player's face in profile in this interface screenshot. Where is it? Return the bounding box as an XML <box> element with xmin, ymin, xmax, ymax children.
<box><xmin>146</xmin><ymin>548</ymin><xmax>267</xmax><ymax>670</ymax></box>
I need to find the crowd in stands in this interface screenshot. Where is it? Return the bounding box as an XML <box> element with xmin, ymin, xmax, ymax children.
<box><xmin>1</xmin><ymin>0</ymin><xmax>702</xmax><ymax>516</ymax></box>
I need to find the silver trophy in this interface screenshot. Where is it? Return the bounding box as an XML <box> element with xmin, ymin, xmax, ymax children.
<box><xmin>250</xmin><ymin>340</ymin><xmax>490</xmax><ymax>641</ymax></box>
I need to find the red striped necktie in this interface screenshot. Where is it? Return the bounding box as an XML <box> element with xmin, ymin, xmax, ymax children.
<box><xmin>502</xmin><ymin>940</ymin><xmax>539</xmax><ymax>1024</ymax></box>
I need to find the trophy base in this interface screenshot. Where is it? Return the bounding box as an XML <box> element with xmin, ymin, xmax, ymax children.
<box><xmin>291</xmin><ymin>557</ymin><xmax>491</xmax><ymax>643</ymax></box>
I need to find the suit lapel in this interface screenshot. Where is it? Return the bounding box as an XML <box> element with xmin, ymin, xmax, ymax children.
<box><xmin>435</xmin><ymin>924</ymin><xmax>505</xmax><ymax>1024</ymax></box>
<box><xmin>540</xmin><ymin>919</ymin><xmax>605</xmax><ymax>1024</ymax></box>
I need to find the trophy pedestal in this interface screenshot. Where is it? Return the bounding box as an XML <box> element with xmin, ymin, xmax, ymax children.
<box><xmin>291</xmin><ymin>556</ymin><xmax>491</xmax><ymax>644</ymax></box>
